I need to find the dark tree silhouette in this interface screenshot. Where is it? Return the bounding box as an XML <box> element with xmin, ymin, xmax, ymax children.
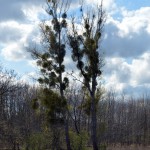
<box><xmin>29</xmin><ymin>0</ymin><xmax>72</xmax><ymax>149</ymax></box>
<box><xmin>68</xmin><ymin>1</ymin><xmax>105</xmax><ymax>149</ymax></box>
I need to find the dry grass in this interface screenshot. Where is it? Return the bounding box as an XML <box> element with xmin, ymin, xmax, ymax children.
<box><xmin>107</xmin><ymin>145</ymin><xmax>150</xmax><ymax>150</ymax></box>
<box><xmin>84</xmin><ymin>145</ymin><xmax>150</xmax><ymax>150</ymax></box>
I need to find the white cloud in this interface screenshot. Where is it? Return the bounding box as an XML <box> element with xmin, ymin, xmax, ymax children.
<box><xmin>20</xmin><ymin>71</ymin><xmax>39</xmax><ymax>85</ymax></box>
<box><xmin>27</xmin><ymin>60</ymin><xmax>37</xmax><ymax>68</ymax></box>
<box><xmin>117</xmin><ymin>7</ymin><xmax>150</xmax><ymax>37</ymax></box>
<box><xmin>0</xmin><ymin>20</ymin><xmax>40</xmax><ymax>61</ymax></box>
<box><xmin>1</xmin><ymin>43</ymin><xmax>27</xmax><ymax>61</ymax></box>
<box><xmin>104</xmin><ymin>51</ymin><xmax>150</xmax><ymax>94</ymax></box>
<box><xmin>103</xmin><ymin>6</ymin><xmax>150</xmax><ymax>58</ymax></box>
<box><xmin>22</xmin><ymin>5</ymin><xmax>47</xmax><ymax>23</ymax></box>
<box><xmin>130</xmin><ymin>52</ymin><xmax>150</xmax><ymax>85</ymax></box>
<box><xmin>85</xmin><ymin>0</ymin><xmax>116</xmax><ymax>11</ymax></box>
<box><xmin>0</xmin><ymin>0</ymin><xmax>43</xmax><ymax>22</ymax></box>
<box><xmin>104</xmin><ymin>57</ymin><xmax>130</xmax><ymax>91</ymax></box>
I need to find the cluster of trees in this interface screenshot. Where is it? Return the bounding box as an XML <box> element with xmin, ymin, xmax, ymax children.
<box><xmin>0</xmin><ymin>69</ymin><xmax>149</xmax><ymax>149</ymax></box>
<box><xmin>0</xmin><ymin>67</ymin><xmax>39</xmax><ymax>149</ymax></box>
<box><xmin>29</xmin><ymin>0</ymin><xmax>105</xmax><ymax>149</ymax></box>
<box><xmin>99</xmin><ymin>91</ymin><xmax>150</xmax><ymax>146</ymax></box>
<box><xmin>0</xmin><ymin>0</ymin><xmax>150</xmax><ymax>150</ymax></box>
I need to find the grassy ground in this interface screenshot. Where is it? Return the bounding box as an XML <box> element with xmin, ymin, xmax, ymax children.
<box><xmin>107</xmin><ymin>145</ymin><xmax>150</xmax><ymax>150</ymax></box>
<box><xmin>85</xmin><ymin>145</ymin><xmax>150</xmax><ymax>150</ymax></box>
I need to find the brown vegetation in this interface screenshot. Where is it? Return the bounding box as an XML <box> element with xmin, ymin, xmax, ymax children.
<box><xmin>107</xmin><ymin>145</ymin><xmax>150</xmax><ymax>150</ymax></box>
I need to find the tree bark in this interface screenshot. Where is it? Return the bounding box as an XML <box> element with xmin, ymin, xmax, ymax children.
<box><xmin>91</xmin><ymin>95</ymin><xmax>99</xmax><ymax>150</ymax></box>
<box><xmin>65</xmin><ymin>115</ymin><xmax>72</xmax><ymax>150</ymax></box>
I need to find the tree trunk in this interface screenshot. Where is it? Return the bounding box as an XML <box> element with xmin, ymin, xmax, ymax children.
<box><xmin>91</xmin><ymin>95</ymin><xmax>99</xmax><ymax>150</ymax></box>
<box><xmin>60</xmin><ymin>72</ymin><xmax>71</xmax><ymax>150</ymax></box>
<box><xmin>65</xmin><ymin>115</ymin><xmax>72</xmax><ymax>150</ymax></box>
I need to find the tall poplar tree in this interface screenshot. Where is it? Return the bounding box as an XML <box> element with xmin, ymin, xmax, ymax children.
<box><xmin>30</xmin><ymin>0</ymin><xmax>71</xmax><ymax>149</ymax></box>
<box><xmin>68</xmin><ymin>1</ymin><xmax>105</xmax><ymax>149</ymax></box>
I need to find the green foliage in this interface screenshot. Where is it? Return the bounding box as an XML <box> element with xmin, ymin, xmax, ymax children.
<box><xmin>32</xmin><ymin>88</ymin><xmax>67</xmax><ymax>124</ymax></box>
<box><xmin>32</xmin><ymin>0</ymin><xmax>69</xmax><ymax>124</ymax></box>
<box><xmin>39</xmin><ymin>88</ymin><xmax>67</xmax><ymax>124</ymax></box>
<box><xmin>98</xmin><ymin>122</ymin><xmax>106</xmax><ymax>135</ymax></box>
<box><xmin>69</xmin><ymin>131</ymin><xmax>89</xmax><ymax>150</ymax></box>
<box><xmin>99</xmin><ymin>143</ymin><xmax>107</xmax><ymax>150</ymax></box>
<box><xmin>80</xmin><ymin>86</ymin><xmax>105</xmax><ymax>116</ymax></box>
<box><xmin>68</xmin><ymin>6</ymin><xmax>105</xmax><ymax>149</ymax></box>
<box><xmin>24</xmin><ymin>132</ymin><xmax>51</xmax><ymax>150</ymax></box>
<box><xmin>35</xmin><ymin>0</ymin><xmax>69</xmax><ymax>91</ymax></box>
<box><xmin>68</xmin><ymin>5</ymin><xmax>105</xmax><ymax>90</ymax></box>
<box><xmin>29</xmin><ymin>0</ymin><xmax>72</xmax><ymax>148</ymax></box>
<box><xmin>32</xmin><ymin>98</ymin><xmax>39</xmax><ymax>110</ymax></box>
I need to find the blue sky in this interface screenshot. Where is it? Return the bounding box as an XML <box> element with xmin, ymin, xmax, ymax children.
<box><xmin>117</xmin><ymin>0</ymin><xmax>150</xmax><ymax>10</ymax></box>
<box><xmin>0</xmin><ymin>0</ymin><xmax>150</xmax><ymax>96</ymax></box>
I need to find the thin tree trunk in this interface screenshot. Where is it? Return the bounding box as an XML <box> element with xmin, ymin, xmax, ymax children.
<box><xmin>60</xmin><ymin>81</ymin><xmax>71</xmax><ymax>150</ymax></box>
<box><xmin>65</xmin><ymin>115</ymin><xmax>72</xmax><ymax>150</ymax></box>
<box><xmin>91</xmin><ymin>95</ymin><xmax>99</xmax><ymax>150</ymax></box>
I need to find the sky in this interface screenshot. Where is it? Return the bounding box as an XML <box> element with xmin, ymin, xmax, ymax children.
<box><xmin>0</xmin><ymin>0</ymin><xmax>150</xmax><ymax>96</ymax></box>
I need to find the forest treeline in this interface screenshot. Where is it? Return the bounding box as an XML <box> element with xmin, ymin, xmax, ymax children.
<box><xmin>0</xmin><ymin>68</ymin><xmax>149</xmax><ymax>149</ymax></box>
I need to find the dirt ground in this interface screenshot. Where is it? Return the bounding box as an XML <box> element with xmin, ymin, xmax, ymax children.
<box><xmin>107</xmin><ymin>145</ymin><xmax>150</xmax><ymax>150</ymax></box>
